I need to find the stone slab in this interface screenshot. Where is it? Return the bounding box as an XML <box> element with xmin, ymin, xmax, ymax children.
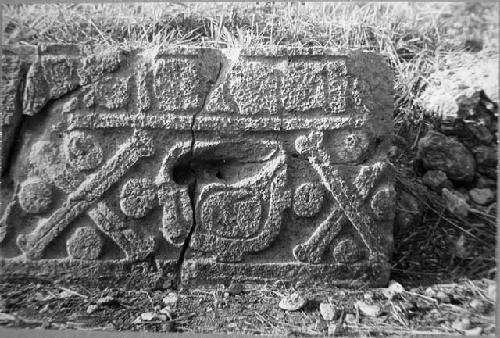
<box><xmin>0</xmin><ymin>44</ymin><xmax>395</xmax><ymax>288</ymax></box>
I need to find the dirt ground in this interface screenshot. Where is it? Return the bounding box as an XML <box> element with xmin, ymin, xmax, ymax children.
<box><xmin>0</xmin><ymin>277</ymin><xmax>495</xmax><ymax>336</ymax></box>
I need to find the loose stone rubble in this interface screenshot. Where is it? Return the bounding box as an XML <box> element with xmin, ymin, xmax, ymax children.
<box><xmin>416</xmin><ymin>52</ymin><xmax>498</xmax><ymax>220</ymax></box>
<box><xmin>0</xmin><ymin>44</ymin><xmax>395</xmax><ymax>288</ymax></box>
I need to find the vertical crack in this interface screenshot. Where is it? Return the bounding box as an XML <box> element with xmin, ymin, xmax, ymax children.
<box><xmin>173</xmin><ymin>49</ymin><xmax>225</xmax><ymax>288</ymax></box>
<box><xmin>173</xmin><ymin>113</ymin><xmax>198</xmax><ymax>289</ymax></box>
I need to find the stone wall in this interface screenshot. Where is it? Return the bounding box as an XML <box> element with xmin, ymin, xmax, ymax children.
<box><xmin>0</xmin><ymin>44</ymin><xmax>395</xmax><ymax>288</ymax></box>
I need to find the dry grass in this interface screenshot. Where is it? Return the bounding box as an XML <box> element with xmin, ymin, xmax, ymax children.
<box><xmin>392</xmin><ymin>169</ymin><xmax>496</xmax><ymax>285</ymax></box>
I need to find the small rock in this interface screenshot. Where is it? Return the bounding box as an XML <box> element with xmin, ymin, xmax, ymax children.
<box><xmin>227</xmin><ymin>282</ymin><xmax>244</xmax><ymax>295</ymax></box>
<box><xmin>344</xmin><ymin>313</ymin><xmax>357</xmax><ymax>324</ymax></box>
<box><xmin>451</xmin><ymin>317</ymin><xmax>471</xmax><ymax>331</ymax></box>
<box><xmin>355</xmin><ymin>301</ymin><xmax>381</xmax><ymax>317</ymax></box>
<box><xmin>383</xmin><ymin>280</ymin><xmax>405</xmax><ymax>299</ymax></box>
<box><xmin>424</xmin><ymin>287</ymin><xmax>436</xmax><ymax>298</ymax></box>
<box><xmin>442</xmin><ymin>188</ymin><xmax>470</xmax><ymax>217</ymax></box>
<box><xmin>417</xmin><ymin>130</ymin><xmax>475</xmax><ymax>182</ymax></box>
<box><xmin>464</xmin><ymin>326</ymin><xmax>483</xmax><ymax>336</ymax></box>
<box><xmin>469</xmin><ymin>298</ymin><xmax>488</xmax><ymax>314</ymax></box>
<box><xmin>469</xmin><ymin>188</ymin><xmax>495</xmax><ymax>206</ymax></box>
<box><xmin>422</xmin><ymin>170</ymin><xmax>453</xmax><ymax>191</ymax></box>
<box><xmin>86</xmin><ymin>304</ymin><xmax>98</xmax><ymax>314</ymax></box>
<box><xmin>160</xmin><ymin>305</ymin><xmax>172</xmax><ymax>316</ymax></box>
<box><xmin>163</xmin><ymin>292</ymin><xmax>178</xmax><ymax>306</ymax></box>
<box><xmin>279</xmin><ymin>292</ymin><xmax>307</xmax><ymax>311</ymax></box>
<box><xmin>97</xmin><ymin>295</ymin><xmax>115</xmax><ymax>305</ymax></box>
<box><xmin>319</xmin><ymin>303</ymin><xmax>336</xmax><ymax>321</ymax></box>
<box><xmin>140</xmin><ymin>312</ymin><xmax>156</xmax><ymax>321</ymax></box>
<box><xmin>436</xmin><ymin>290</ymin><xmax>450</xmax><ymax>303</ymax></box>
<box><xmin>104</xmin><ymin>323</ymin><xmax>115</xmax><ymax>331</ymax></box>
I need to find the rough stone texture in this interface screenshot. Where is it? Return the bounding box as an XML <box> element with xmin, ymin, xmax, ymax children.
<box><xmin>416</xmin><ymin>53</ymin><xmax>497</xmax><ymax>220</ymax></box>
<box><xmin>468</xmin><ymin>188</ymin><xmax>495</xmax><ymax>206</ymax></box>
<box><xmin>422</xmin><ymin>170</ymin><xmax>453</xmax><ymax>192</ymax></box>
<box><xmin>1</xmin><ymin>44</ymin><xmax>395</xmax><ymax>288</ymax></box>
<box><xmin>417</xmin><ymin>131</ymin><xmax>476</xmax><ymax>182</ymax></box>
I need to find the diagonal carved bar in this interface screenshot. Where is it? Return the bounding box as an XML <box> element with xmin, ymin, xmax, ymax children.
<box><xmin>1</xmin><ymin>44</ymin><xmax>395</xmax><ymax>288</ymax></box>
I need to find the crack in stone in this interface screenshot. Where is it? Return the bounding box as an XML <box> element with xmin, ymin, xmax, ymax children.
<box><xmin>173</xmin><ymin>50</ymin><xmax>227</xmax><ymax>288</ymax></box>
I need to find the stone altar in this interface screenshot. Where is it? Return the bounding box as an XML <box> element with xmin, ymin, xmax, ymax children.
<box><xmin>0</xmin><ymin>45</ymin><xmax>395</xmax><ymax>288</ymax></box>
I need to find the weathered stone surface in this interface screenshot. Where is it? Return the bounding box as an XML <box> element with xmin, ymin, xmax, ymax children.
<box><xmin>417</xmin><ymin>131</ymin><xmax>476</xmax><ymax>182</ymax></box>
<box><xmin>468</xmin><ymin>188</ymin><xmax>495</xmax><ymax>206</ymax></box>
<box><xmin>422</xmin><ymin>170</ymin><xmax>453</xmax><ymax>191</ymax></box>
<box><xmin>442</xmin><ymin>188</ymin><xmax>470</xmax><ymax>218</ymax></box>
<box><xmin>1</xmin><ymin>44</ymin><xmax>394</xmax><ymax>288</ymax></box>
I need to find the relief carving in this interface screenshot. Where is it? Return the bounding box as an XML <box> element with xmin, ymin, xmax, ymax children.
<box><xmin>1</xmin><ymin>45</ymin><xmax>394</xmax><ymax>287</ymax></box>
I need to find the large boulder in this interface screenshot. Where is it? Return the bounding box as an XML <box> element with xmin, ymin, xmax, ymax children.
<box><xmin>417</xmin><ymin>131</ymin><xmax>476</xmax><ymax>182</ymax></box>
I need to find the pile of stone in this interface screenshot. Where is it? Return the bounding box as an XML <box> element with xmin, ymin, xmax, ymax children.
<box><xmin>415</xmin><ymin>52</ymin><xmax>498</xmax><ymax>219</ymax></box>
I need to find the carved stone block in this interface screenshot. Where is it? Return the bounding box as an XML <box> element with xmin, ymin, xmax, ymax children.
<box><xmin>1</xmin><ymin>45</ymin><xmax>395</xmax><ymax>288</ymax></box>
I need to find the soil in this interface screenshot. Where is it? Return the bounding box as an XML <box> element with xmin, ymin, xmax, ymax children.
<box><xmin>0</xmin><ymin>277</ymin><xmax>495</xmax><ymax>336</ymax></box>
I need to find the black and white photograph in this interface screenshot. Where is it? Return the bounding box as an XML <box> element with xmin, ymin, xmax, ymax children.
<box><xmin>0</xmin><ymin>2</ymin><xmax>498</xmax><ymax>336</ymax></box>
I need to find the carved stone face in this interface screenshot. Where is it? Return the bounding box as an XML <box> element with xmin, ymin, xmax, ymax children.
<box><xmin>0</xmin><ymin>45</ymin><xmax>395</xmax><ymax>288</ymax></box>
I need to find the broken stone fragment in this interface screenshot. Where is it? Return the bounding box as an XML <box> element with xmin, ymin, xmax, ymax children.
<box><xmin>319</xmin><ymin>302</ymin><xmax>336</xmax><ymax>321</ymax></box>
<box><xmin>279</xmin><ymin>292</ymin><xmax>307</xmax><ymax>311</ymax></box>
<box><xmin>417</xmin><ymin>131</ymin><xmax>475</xmax><ymax>182</ymax></box>
<box><xmin>468</xmin><ymin>188</ymin><xmax>495</xmax><ymax>206</ymax></box>
<box><xmin>422</xmin><ymin>170</ymin><xmax>453</xmax><ymax>191</ymax></box>
<box><xmin>442</xmin><ymin>188</ymin><xmax>470</xmax><ymax>218</ymax></box>
<box><xmin>451</xmin><ymin>317</ymin><xmax>471</xmax><ymax>332</ymax></box>
<box><xmin>355</xmin><ymin>301</ymin><xmax>381</xmax><ymax>317</ymax></box>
